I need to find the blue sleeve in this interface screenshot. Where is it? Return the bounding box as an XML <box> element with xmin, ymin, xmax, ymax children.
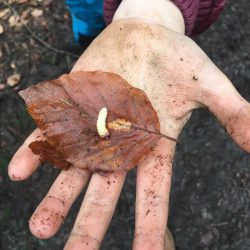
<box><xmin>65</xmin><ymin>0</ymin><xmax>105</xmax><ymax>41</ymax></box>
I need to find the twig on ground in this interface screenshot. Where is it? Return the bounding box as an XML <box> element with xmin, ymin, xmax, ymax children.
<box><xmin>3</xmin><ymin>1</ymin><xmax>79</xmax><ymax>59</ymax></box>
<box><xmin>209</xmin><ymin>221</ymin><xmax>229</xmax><ymax>227</ymax></box>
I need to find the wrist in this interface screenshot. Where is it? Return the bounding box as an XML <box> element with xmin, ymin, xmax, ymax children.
<box><xmin>113</xmin><ymin>0</ymin><xmax>185</xmax><ymax>34</ymax></box>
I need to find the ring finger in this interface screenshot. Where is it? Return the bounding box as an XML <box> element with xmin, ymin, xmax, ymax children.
<box><xmin>64</xmin><ymin>171</ymin><xmax>126</xmax><ymax>250</ymax></box>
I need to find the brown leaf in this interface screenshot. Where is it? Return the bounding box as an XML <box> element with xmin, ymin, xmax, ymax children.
<box><xmin>0</xmin><ymin>83</ymin><xmax>5</xmax><ymax>90</ymax></box>
<box><xmin>19</xmin><ymin>71</ymin><xmax>174</xmax><ymax>172</ymax></box>
<box><xmin>7</xmin><ymin>73</ymin><xmax>21</xmax><ymax>86</ymax></box>
<box><xmin>43</xmin><ymin>0</ymin><xmax>53</xmax><ymax>6</ymax></box>
<box><xmin>16</xmin><ymin>0</ymin><xmax>28</xmax><ymax>3</ymax></box>
<box><xmin>31</xmin><ymin>9</ymin><xmax>43</xmax><ymax>17</ymax></box>
<box><xmin>8</xmin><ymin>15</ymin><xmax>19</xmax><ymax>27</ymax></box>
<box><xmin>21</xmin><ymin>8</ymin><xmax>31</xmax><ymax>20</ymax></box>
<box><xmin>0</xmin><ymin>9</ymin><xmax>10</xmax><ymax>20</ymax></box>
<box><xmin>0</xmin><ymin>24</ymin><xmax>3</xmax><ymax>34</ymax></box>
<box><xmin>10</xmin><ymin>61</ymin><xmax>16</xmax><ymax>69</ymax></box>
<box><xmin>29</xmin><ymin>140</ymin><xmax>72</xmax><ymax>170</ymax></box>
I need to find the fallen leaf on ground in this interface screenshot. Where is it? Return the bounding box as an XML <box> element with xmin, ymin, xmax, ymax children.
<box><xmin>31</xmin><ymin>9</ymin><xmax>43</xmax><ymax>17</ymax></box>
<box><xmin>44</xmin><ymin>0</ymin><xmax>53</xmax><ymax>6</ymax></box>
<box><xmin>21</xmin><ymin>8</ymin><xmax>31</xmax><ymax>21</ymax></box>
<box><xmin>0</xmin><ymin>83</ymin><xmax>5</xmax><ymax>90</ymax></box>
<box><xmin>7</xmin><ymin>73</ymin><xmax>21</xmax><ymax>86</ymax></box>
<box><xmin>0</xmin><ymin>9</ymin><xmax>10</xmax><ymax>20</ymax></box>
<box><xmin>16</xmin><ymin>0</ymin><xmax>28</xmax><ymax>3</ymax></box>
<box><xmin>0</xmin><ymin>24</ymin><xmax>3</xmax><ymax>34</ymax></box>
<box><xmin>8</xmin><ymin>15</ymin><xmax>19</xmax><ymax>27</ymax></box>
<box><xmin>10</xmin><ymin>61</ymin><xmax>16</xmax><ymax>69</ymax></box>
<box><xmin>19</xmin><ymin>71</ymin><xmax>175</xmax><ymax>172</ymax></box>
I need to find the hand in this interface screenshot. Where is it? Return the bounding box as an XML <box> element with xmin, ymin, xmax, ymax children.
<box><xmin>9</xmin><ymin>15</ymin><xmax>250</xmax><ymax>250</ymax></box>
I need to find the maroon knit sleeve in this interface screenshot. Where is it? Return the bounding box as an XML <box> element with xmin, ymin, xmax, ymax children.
<box><xmin>173</xmin><ymin>0</ymin><xmax>227</xmax><ymax>35</ymax></box>
<box><xmin>103</xmin><ymin>0</ymin><xmax>227</xmax><ymax>36</ymax></box>
<box><xmin>103</xmin><ymin>0</ymin><xmax>122</xmax><ymax>25</ymax></box>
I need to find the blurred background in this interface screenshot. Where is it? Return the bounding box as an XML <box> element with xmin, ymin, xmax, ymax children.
<box><xmin>0</xmin><ymin>0</ymin><xmax>250</xmax><ymax>249</ymax></box>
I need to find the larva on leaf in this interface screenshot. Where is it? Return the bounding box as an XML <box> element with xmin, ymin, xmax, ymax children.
<box><xmin>97</xmin><ymin>107</ymin><xmax>110</xmax><ymax>139</ymax></box>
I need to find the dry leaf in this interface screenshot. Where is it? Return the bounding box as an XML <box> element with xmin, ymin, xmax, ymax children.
<box><xmin>7</xmin><ymin>73</ymin><xmax>21</xmax><ymax>86</ymax></box>
<box><xmin>0</xmin><ymin>9</ymin><xmax>10</xmax><ymax>20</ymax></box>
<box><xmin>19</xmin><ymin>71</ymin><xmax>173</xmax><ymax>172</ymax></box>
<box><xmin>0</xmin><ymin>83</ymin><xmax>5</xmax><ymax>90</ymax></box>
<box><xmin>31</xmin><ymin>9</ymin><xmax>43</xmax><ymax>17</ymax></box>
<box><xmin>21</xmin><ymin>8</ymin><xmax>31</xmax><ymax>21</ymax></box>
<box><xmin>10</xmin><ymin>61</ymin><xmax>16</xmax><ymax>69</ymax></box>
<box><xmin>0</xmin><ymin>24</ymin><xmax>3</xmax><ymax>34</ymax></box>
<box><xmin>8</xmin><ymin>15</ymin><xmax>19</xmax><ymax>27</ymax></box>
<box><xmin>44</xmin><ymin>0</ymin><xmax>53</xmax><ymax>6</ymax></box>
<box><xmin>16</xmin><ymin>0</ymin><xmax>28</xmax><ymax>3</ymax></box>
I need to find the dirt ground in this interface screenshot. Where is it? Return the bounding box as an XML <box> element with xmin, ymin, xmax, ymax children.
<box><xmin>0</xmin><ymin>0</ymin><xmax>250</xmax><ymax>249</ymax></box>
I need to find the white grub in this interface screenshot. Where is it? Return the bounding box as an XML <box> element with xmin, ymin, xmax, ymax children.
<box><xmin>97</xmin><ymin>107</ymin><xmax>110</xmax><ymax>139</ymax></box>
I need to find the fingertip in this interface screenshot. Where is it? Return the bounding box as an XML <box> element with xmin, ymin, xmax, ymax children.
<box><xmin>8</xmin><ymin>164</ymin><xmax>23</xmax><ymax>181</ymax></box>
<box><xmin>29</xmin><ymin>217</ymin><xmax>50</xmax><ymax>239</ymax></box>
<box><xmin>8</xmin><ymin>146</ymin><xmax>40</xmax><ymax>181</ymax></box>
<box><xmin>29</xmin><ymin>219</ymin><xmax>53</xmax><ymax>239</ymax></box>
<box><xmin>29</xmin><ymin>208</ymin><xmax>64</xmax><ymax>239</ymax></box>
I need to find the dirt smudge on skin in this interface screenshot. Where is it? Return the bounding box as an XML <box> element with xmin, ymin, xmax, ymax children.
<box><xmin>193</xmin><ymin>75</ymin><xmax>198</xmax><ymax>81</ymax></box>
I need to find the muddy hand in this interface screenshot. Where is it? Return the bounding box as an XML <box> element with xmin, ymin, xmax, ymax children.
<box><xmin>8</xmin><ymin>1</ymin><xmax>250</xmax><ymax>250</ymax></box>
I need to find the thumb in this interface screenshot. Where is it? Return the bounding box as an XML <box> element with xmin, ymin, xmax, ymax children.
<box><xmin>196</xmin><ymin>62</ymin><xmax>250</xmax><ymax>153</ymax></box>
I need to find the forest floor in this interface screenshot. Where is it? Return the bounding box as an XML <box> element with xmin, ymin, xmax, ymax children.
<box><xmin>0</xmin><ymin>0</ymin><xmax>250</xmax><ymax>249</ymax></box>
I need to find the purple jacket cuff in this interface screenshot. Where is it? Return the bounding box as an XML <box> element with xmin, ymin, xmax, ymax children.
<box><xmin>103</xmin><ymin>0</ymin><xmax>227</xmax><ymax>36</ymax></box>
